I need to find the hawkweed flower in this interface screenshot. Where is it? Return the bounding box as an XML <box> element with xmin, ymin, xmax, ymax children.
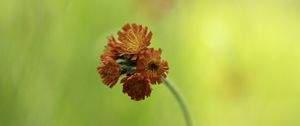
<box><xmin>121</xmin><ymin>73</ymin><xmax>151</xmax><ymax>101</ymax></box>
<box><xmin>117</xmin><ymin>23</ymin><xmax>152</xmax><ymax>60</ymax></box>
<box><xmin>97</xmin><ymin>23</ymin><xmax>168</xmax><ymax>101</ymax></box>
<box><xmin>97</xmin><ymin>23</ymin><xmax>192</xmax><ymax>126</ymax></box>
<box><xmin>137</xmin><ymin>48</ymin><xmax>169</xmax><ymax>84</ymax></box>
<box><xmin>100</xmin><ymin>36</ymin><xmax>121</xmax><ymax>59</ymax></box>
<box><xmin>97</xmin><ymin>56</ymin><xmax>121</xmax><ymax>88</ymax></box>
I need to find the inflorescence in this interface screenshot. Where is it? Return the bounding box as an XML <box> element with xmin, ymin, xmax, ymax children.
<box><xmin>97</xmin><ymin>23</ymin><xmax>169</xmax><ymax>101</ymax></box>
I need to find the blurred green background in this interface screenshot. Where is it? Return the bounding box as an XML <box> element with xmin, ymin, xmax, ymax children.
<box><xmin>1</xmin><ymin>0</ymin><xmax>300</xmax><ymax>126</ymax></box>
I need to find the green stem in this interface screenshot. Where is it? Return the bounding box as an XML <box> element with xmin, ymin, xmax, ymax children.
<box><xmin>162</xmin><ymin>77</ymin><xmax>193</xmax><ymax>126</ymax></box>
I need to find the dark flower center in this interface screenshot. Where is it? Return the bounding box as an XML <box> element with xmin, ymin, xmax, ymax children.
<box><xmin>117</xmin><ymin>55</ymin><xmax>136</xmax><ymax>76</ymax></box>
<box><xmin>148</xmin><ymin>61</ymin><xmax>159</xmax><ymax>71</ymax></box>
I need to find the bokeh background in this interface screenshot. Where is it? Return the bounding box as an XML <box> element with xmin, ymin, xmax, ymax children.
<box><xmin>1</xmin><ymin>0</ymin><xmax>300</xmax><ymax>126</ymax></box>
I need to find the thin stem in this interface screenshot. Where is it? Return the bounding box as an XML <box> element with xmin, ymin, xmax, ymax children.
<box><xmin>162</xmin><ymin>77</ymin><xmax>193</xmax><ymax>126</ymax></box>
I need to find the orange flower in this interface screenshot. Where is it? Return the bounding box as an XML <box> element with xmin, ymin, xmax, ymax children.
<box><xmin>137</xmin><ymin>48</ymin><xmax>169</xmax><ymax>84</ymax></box>
<box><xmin>117</xmin><ymin>23</ymin><xmax>152</xmax><ymax>59</ymax></box>
<box><xmin>97</xmin><ymin>56</ymin><xmax>121</xmax><ymax>88</ymax></box>
<box><xmin>100</xmin><ymin>36</ymin><xmax>121</xmax><ymax>60</ymax></box>
<box><xmin>121</xmin><ymin>73</ymin><xmax>151</xmax><ymax>101</ymax></box>
<box><xmin>97</xmin><ymin>23</ymin><xmax>169</xmax><ymax>101</ymax></box>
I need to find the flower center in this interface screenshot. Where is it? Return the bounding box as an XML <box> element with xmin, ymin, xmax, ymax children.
<box><xmin>148</xmin><ymin>61</ymin><xmax>159</xmax><ymax>71</ymax></box>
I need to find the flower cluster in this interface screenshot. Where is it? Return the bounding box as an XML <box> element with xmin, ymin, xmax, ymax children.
<box><xmin>97</xmin><ymin>23</ymin><xmax>169</xmax><ymax>101</ymax></box>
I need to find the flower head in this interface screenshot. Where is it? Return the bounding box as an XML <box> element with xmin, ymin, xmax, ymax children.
<box><xmin>137</xmin><ymin>48</ymin><xmax>169</xmax><ymax>84</ymax></box>
<box><xmin>117</xmin><ymin>23</ymin><xmax>152</xmax><ymax>59</ymax></box>
<box><xmin>100</xmin><ymin>36</ymin><xmax>121</xmax><ymax>60</ymax></box>
<box><xmin>121</xmin><ymin>73</ymin><xmax>151</xmax><ymax>101</ymax></box>
<box><xmin>97</xmin><ymin>56</ymin><xmax>121</xmax><ymax>88</ymax></box>
<box><xmin>97</xmin><ymin>23</ymin><xmax>168</xmax><ymax>101</ymax></box>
